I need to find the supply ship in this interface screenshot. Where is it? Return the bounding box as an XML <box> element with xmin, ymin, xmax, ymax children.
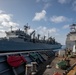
<box><xmin>0</xmin><ymin>25</ymin><xmax>61</xmax><ymax>52</ymax></box>
<box><xmin>0</xmin><ymin>25</ymin><xmax>62</xmax><ymax>75</ymax></box>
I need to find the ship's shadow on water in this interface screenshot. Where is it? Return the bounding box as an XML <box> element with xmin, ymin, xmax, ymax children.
<box><xmin>35</xmin><ymin>56</ymin><xmax>55</xmax><ymax>75</ymax></box>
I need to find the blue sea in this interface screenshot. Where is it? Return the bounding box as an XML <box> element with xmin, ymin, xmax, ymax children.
<box><xmin>53</xmin><ymin>45</ymin><xmax>66</xmax><ymax>51</ymax></box>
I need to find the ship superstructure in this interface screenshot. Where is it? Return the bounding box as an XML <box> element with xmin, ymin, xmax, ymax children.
<box><xmin>66</xmin><ymin>24</ymin><xmax>76</xmax><ymax>50</ymax></box>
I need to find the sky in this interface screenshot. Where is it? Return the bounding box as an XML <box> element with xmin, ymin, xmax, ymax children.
<box><xmin>0</xmin><ymin>0</ymin><xmax>76</xmax><ymax>45</ymax></box>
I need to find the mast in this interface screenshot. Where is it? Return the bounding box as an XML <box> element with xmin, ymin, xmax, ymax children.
<box><xmin>10</xmin><ymin>26</ymin><xmax>13</xmax><ymax>32</ymax></box>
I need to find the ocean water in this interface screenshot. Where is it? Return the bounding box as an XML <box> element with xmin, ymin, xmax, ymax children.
<box><xmin>53</xmin><ymin>45</ymin><xmax>66</xmax><ymax>51</ymax></box>
<box><xmin>61</xmin><ymin>45</ymin><xmax>66</xmax><ymax>49</ymax></box>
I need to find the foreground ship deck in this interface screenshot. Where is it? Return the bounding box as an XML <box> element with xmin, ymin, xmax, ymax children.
<box><xmin>1</xmin><ymin>49</ymin><xmax>76</xmax><ymax>75</ymax></box>
<box><xmin>0</xmin><ymin>50</ymin><xmax>56</xmax><ymax>75</ymax></box>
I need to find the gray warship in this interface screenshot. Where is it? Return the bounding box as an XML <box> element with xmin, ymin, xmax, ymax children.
<box><xmin>66</xmin><ymin>24</ymin><xmax>76</xmax><ymax>50</ymax></box>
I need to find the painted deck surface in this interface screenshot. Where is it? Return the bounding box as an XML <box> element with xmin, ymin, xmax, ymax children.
<box><xmin>43</xmin><ymin>57</ymin><xmax>76</xmax><ymax>75</ymax></box>
<box><xmin>43</xmin><ymin>57</ymin><xmax>65</xmax><ymax>75</ymax></box>
<box><xmin>67</xmin><ymin>66</ymin><xmax>76</xmax><ymax>75</ymax></box>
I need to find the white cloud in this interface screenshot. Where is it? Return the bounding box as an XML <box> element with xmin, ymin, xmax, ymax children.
<box><xmin>36</xmin><ymin>0</ymin><xmax>50</xmax><ymax>3</ymax></box>
<box><xmin>0</xmin><ymin>10</ymin><xmax>19</xmax><ymax>28</ymax></box>
<box><xmin>36</xmin><ymin>26</ymin><xmax>58</xmax><ymax>38</ymax></box>
<box><xmin>0</xmin><ymin>26</ymin><xmax>3</xmax><ymax>28</ymax></box>
<box><xmin>58</xmin><ymin>0</ymin><xmax>66</xmax><ymax>4</ymax></box>
<box><xmin>72</xmin><ymin>1</ymin><xmax>76</xmax><ymax>11</ymax></box>
<box><xmin>36</xmin><ymin>0</ymin><xmax>51</xmax><ymax>10</ymax></box>
<box><xmin>43</xmin><ymin>3</ymin><xmax>51</xmax><ymax>9</ymax></box>
<box><xmin>58</xmin><ymin>0</ymin><xmax>71</xmax><ymax>4</ymax></box>
<box><xmin>0</xmin><ymin>14</ymin><xmax>11</xmax><ymax>22</ymax></box>
<box><xmin>0</xmin><ymin>10</ymin><xmax>4</xmax><ymax>14</ymax></box>
<box><xmin>2</xmin><ymin>21</ymin><xmax>19</xmax><ymax>27</ymax></box>
<box><xmin>28</xmin><ymin>28</ymin><xmax>34</xmax><ymax>34</ymax></box>
<box><xmin>63</xmin><ymin>24</ymin><xmax>69</xmax><ymax>29</ymax></box>
<box><xmin>33</xmin><ymin>10</ymin><xmax>46</xmax><ymax>21</ymax></box>
<box><xmin>50</xmin><ymin>16</ymin><xmax>68</xmax><ymax>23</ymax></box>
<box><xmin>42</xmin><ymin>0</ymin><xmax>50</xmax><ymax>3</ymax></box>
<box><xmin>0</xmin><ymin>30</ymin><xmax>5</xmax><ymax>33</ymax></box>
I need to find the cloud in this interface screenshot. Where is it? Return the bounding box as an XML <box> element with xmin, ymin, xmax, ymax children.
<box><xmin>0</xmin><ymin>14</ymin><xmax>11</xmax><ymax>22</ymax></box>
<box><xmin>36</xmin><ymin>0</ymin><xmax>51</xmax><ymax>10</ymax></box>
<box><xmin>2</xmin><ymin>21</ymin><xmax>19</xmax><ymax>27</ymax></box>
<box><xmin>36</xmin><ymin>26</ymin><xmax>59</xmax><ymax>38</ymax></box>
<box><xmin>42</xmin><ymin>0</ymin><xmax>50</xmax><ymax>3</ymax></box>
<box><xmin>28</xmin><ymin>28</ymin><xmax>34</xmax><ymax>34</ymax></box>
<box><xmin>0</xmin><ymin>26</ymin><xmax>3</xmax><ymax>29</ymax></box>
<box><xmin>0</xmin><ymin>10</ymin><xmax>4</xmax><ymax>13</ymax></box>
<box><xmin>58</xmin><ymin>0</ymin><xmax>66</xmax><ymax>4</ymax></box>
<box><xmin>43</xmin><ymin>3</ymin><xmax>51</xmax><ymax>9</ymax></box>
<box><xmin>63</xmin><ymin>24</ymin><xmax>69</xmax><ymax>29</ymax></box>
<box><xmin>58</xmin><ymin>0</ymin><xmax>71</xmax><ymax>4</ymax></box>
<box><xmin>0</xmin><ymin>29</ymin><xmax>5</xmax><ymax>33</ymax></box>
<box><xmin>72</xmin><ymin>1</ymin><xmax>76</xmax><ymax>11</ymax></box>
<box><xmin>36</xmin><ymin>0</ymin><xmax>50</xmax><ymax>3</ymax></box>
<box><xmin>33</xmin><ymin>10</ymin><xmax>46</xmax><ymax>21</ymax></box>
<box><xmin>0</xmin><ymin>10</ymin><xmax>19</xmax><ymax>28</ymax></box>
<box><xmin>50</xmin><ymin>16</ymin><xmax>68</xmax><ymax>23</ymax></box>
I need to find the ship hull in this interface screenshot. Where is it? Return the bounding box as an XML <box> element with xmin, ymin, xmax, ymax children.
<box><xmin>0</xmin><ymin>40</ymin><xmax>61</xmax><ymax>52</ymax></box>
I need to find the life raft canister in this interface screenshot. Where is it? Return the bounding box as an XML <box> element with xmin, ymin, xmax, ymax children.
<box><xmin>7</xmin><ymin>56</ymin><xmax>27</xmax><ymax>67</ymax></box>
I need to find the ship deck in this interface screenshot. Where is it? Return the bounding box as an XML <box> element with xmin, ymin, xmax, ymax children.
<box><xmin>67</xmin><ymin>66</ymin><xmax>76</xmax><ymax>75</ymax></box>
<box><xmin>43</xmin><ymin>57</ymin><xmax>76</xmax><ymax>75</ymax></box>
